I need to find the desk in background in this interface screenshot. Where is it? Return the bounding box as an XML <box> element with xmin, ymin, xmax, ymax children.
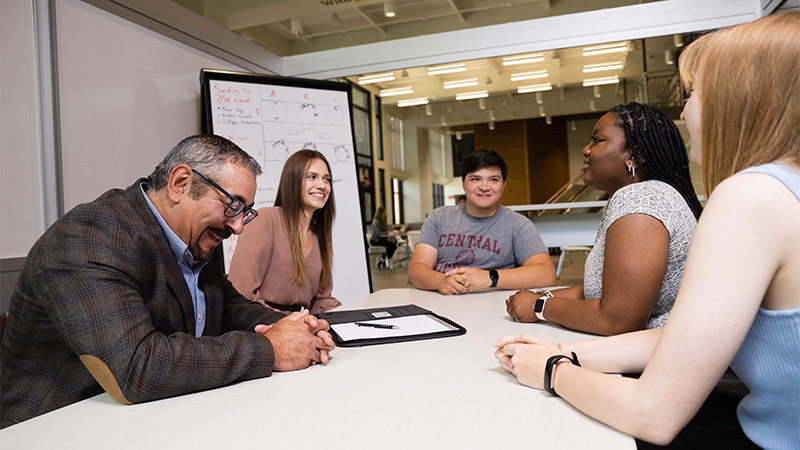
<box><xmin>0</xmin><ymin>289</ymin><xmax>633</xmax><ymax>449</ymax></box>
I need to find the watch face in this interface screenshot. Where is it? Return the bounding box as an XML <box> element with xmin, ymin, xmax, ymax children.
<box><xmin>534</xmin><ymin>298</ymin><xmax>545</xmax><ymax>313</ymax></box>
<box><xmin>489</xmin><ymin>270</ymin><xmax>498</xmax><ymax>280</ymax></box>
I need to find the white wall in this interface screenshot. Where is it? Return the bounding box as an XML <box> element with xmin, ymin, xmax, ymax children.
<box><xmin>56</xmin><ymin>0</ymin><xmax>244</xmax><ymax>211</ymax></box>
<box><xmin>1</xmin><ymin>0</ymin><xmax>46</xmax><ymax>258</ymax></box>
<box><xmin>0</xmin><ymin>0</ymin><xmax>245</xmax><ymax>261</ymax></box>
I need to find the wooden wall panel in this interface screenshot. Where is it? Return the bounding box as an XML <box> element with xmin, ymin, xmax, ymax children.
<box><xmin>473</xmin><ymin>120</ymin><xmax>529</xmax><ymax>206</ymax></box>
<box><xmin>526</xmin><ymin>117</ymin><xmax>570</xmax><ymax>204</ymax></box>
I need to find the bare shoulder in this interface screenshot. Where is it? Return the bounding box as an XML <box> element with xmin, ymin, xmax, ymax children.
<box><xmin>707</xmin><ymin>171</ymin><xmax>800</xmax><ymax>310</ymax></box>
<box><xmin>712</xmin><ymin>171</ymin><xmax>798</xmax><ymax>204</ymax></box>
<box><xmin>702</xmin><ymin>173</ymin><xmax>798</xmax><ymax>228</ymax></box>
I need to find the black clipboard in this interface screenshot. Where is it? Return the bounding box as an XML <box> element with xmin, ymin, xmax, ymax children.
<box><xmin>317</xmin><ymin>304</ymin><xmax>466</xmax><ymax>347</ymax></box>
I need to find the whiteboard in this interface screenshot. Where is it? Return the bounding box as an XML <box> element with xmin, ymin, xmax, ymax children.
<box><xmin>200</xmin><ymin>69</ymin><xmax>370</xmax><ymax>304</ymax></box>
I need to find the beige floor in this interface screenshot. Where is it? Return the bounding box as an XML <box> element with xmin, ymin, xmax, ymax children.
<box><xmin>369</xmin><ymin>251</ymin><xmax>587</xmax><ymax>292</ymax></box>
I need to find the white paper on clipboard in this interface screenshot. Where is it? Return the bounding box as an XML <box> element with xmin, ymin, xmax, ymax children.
<box><xmin>330</xmin><ymin>314</ymin><xmax>456</xmax><ymax>342</ymax></box>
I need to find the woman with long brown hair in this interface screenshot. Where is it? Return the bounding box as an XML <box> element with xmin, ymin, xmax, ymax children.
<box><xmin>229</xmin><ymin>150</ymin><xmax>340</xmax><ymax>314</ymax></box>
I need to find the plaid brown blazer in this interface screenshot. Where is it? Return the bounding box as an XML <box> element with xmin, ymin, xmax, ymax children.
<box><xmin>0</xmin><ymin>180</ymin><xmax>285</xmax><ymax>428</ymax></box>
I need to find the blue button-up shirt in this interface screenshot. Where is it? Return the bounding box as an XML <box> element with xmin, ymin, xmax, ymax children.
<box><xmin>140</xmin><ymin>183</ymin><xmax>206</xmax><ymax>337</ymax></box>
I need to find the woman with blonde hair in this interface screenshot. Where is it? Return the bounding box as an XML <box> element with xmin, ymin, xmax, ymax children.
<box><xmin>229</xmin><ymin>150</ymin><xmax>340</xmax><ymax>314</ymax></box>
<box><xmin>494</xmin><ymin>12</ymin><xmax>799</xmax><ymax>449</ymax></box>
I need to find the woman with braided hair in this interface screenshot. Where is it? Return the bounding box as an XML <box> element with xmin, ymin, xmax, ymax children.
<box><xmin>506</xmin><ymin>102</ymin><xmax>701</xmax><ymax>335</ymax></box>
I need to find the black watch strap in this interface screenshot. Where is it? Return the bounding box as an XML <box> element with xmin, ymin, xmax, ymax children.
<box><xmin>543</xmin><ymin>352</ymin><xmax>581</xmax><ymax>397</ymax></box>
<box><xmin>489</xmin><ymin>269</ymin><xmax>499</xmax><ymax>288</ymax></box>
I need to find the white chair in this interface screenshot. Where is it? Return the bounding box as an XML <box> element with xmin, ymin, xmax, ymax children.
<box><xmin>556</xmin><ymin>246</ymin><xmax>592</xmax><ymax>279</ymax></box>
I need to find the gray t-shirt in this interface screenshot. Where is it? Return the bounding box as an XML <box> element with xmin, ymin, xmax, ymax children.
<box><xmin>417</xmin><ymin>204</ymin><xmax>547</xmax><ymax>273</ymax></box>
<box><xmin>583</xmin><ymin>180</ymin><xmax>697</xmax><ymax>329</ymax></box>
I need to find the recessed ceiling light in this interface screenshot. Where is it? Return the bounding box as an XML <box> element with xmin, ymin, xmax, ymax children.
<box><xmin>358</xmin><ymin>72</ymin><xmax>395</xmax><ymax>84</ymax></box>
<box><xmin>502</xmin><ymin>55</ymin><xmax>545</xmax><ymax>66</ymax></box>
<box><xmin>455</xmin><ymin>90</ymin><xmax>488</xmax><ymax>100</ymax></box>
<box><xmin>582</xmin><ymin>45</ymin><xmax>628</xmax><ymax>56</ymax></box>
<box><xmin>443</xmin><ymin>78</ymin><xmax>479</xmax><ymax>89</ymax></box>
<box><xmin>379</xmin><ymin>86</ymin><xmax>414</xmax><ymax>97</ymax></box>
<box><xmin>397</xmin><ymin>97</ymin><xmax>429</xmax><ymax>107</ymax></box>
<box><xmin>427</xmin><ymin>63</ymin><xmax>467</xmax><ymax>76</ymax></box>
<box><xmin>582</xmin><ymin>62</ymin><xmax>623</xmax><ymax>73</ymax></box>
<box><xmin>582</xmin><ymin>76</ymin><xmax>619</xmax><ymax>87</ymax></box>
<box><xmin>510</xmin><ymin>70</ymin><xmax>548</xmax><ymax>81</ymax></box>
<box><xmin>517</xmin><ymin>83</ymin><xmax>553</xmax><ymax>93</ymax></box>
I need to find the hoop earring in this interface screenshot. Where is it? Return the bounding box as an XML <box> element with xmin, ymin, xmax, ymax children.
<box><xmin>627</xmin><ymin>163</ymin><xmax>636</xmax><ymax>178</ymax></box>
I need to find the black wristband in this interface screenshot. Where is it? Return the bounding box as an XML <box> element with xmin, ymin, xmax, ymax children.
<box><xmin>489</xmin><ymin>269</ymin><xmax>499</xmax><ymax>288</ymax></box>
<box><xmin>543</xmin><ymin>352</ymin><xmax>581</xmax><ymax>397</ymax></box>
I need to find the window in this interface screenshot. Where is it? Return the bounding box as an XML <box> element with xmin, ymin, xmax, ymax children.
<box><xmin>352</xmin><ymin>85</ymin><xmax>372</xmax><ymax>158</ymax></box>
<box><xmin>376</xmin><ymin>97</ymin><xmax>384</xmax><ymax>161</ymax></box>
<box><xmin>351</xmin><ymin>84</ymin><xmax>374</xmax><ymax>224</ymax></box>
<box><xmin>353</xmin><ymin>108</ymin><xmax>372</xmax><ymax>158</ymax></box>
<box><xmin>378</xmin><ymin>168</ymin><xmax>386</xmax><ymax>208</ymax></box>
<box><xmin>358</xmin><ymin>165</ymin><xmax>374</xmax><ymax>224</ymax></box>
<box><xmin>432</xmin><ymin>183</ymin><xmax>444</xmax><ymax>209</ymax></box>
<box><xmin>451</xmin><ymin>131</ymin><xmax>475</xmax><ymax>176</ymax></box>
<box><xmin>391</xmin><ymin>177</ymin><xmax>404</xmax><ymax>225</ymax></box>
<box><xmin>351</xmin><ymin>85</ymin><xmax>369</xmax><ymax>109</ymax></box>
<box><xmin>428</xmin><ymin>128</ymin><xmax>446</xmax><ymax>177</ymax></box>
<box><xmin>387</xmin><ymin>114</ymin><xmax>404</xmax><ymax>171</ymax></box>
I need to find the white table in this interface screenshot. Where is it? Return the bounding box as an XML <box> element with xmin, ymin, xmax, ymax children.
<box><xmin>1</xmin><ymin>289</ymin><xmax>633</xmax><ymax>449</ymax></box>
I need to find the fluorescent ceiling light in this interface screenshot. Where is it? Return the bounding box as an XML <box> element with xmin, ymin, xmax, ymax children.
<box><xmin>379</xmin><ymin>86</ymin><xmax>414</xmax><ymax>97</ymax></box>
<box><xmin>517</xmin><ymin>83</ymin><xmax>552</xmax><ymax>93</ymax></box>
<box><xmin>502</xmin><ymin>55</ymin><xmax>544</xmax><ymax>66</ymax></box>
<box><xmin>427</xmin><ymin>64</ymin><xmax>466</xmax><ymax>75</ymax></box>
<box><xmin>455</xmin><ymin>90</ymin><xmax>488</xmax><ymax>100</ymax></box>
<box><xmin>582</xmin><ymin>45</ymin><xmax>628</xmax><ymax>56</ymax></box>
<box><xmin>582</xmin><ymin>76</ymin><xmax>619</xmax><ymax>87</ymax></box>
<box><xmin>397</xmin><ymin>97</ymin><xmax>429</xmax><ymax>107</ymax></box>
<box><xmin>358</xmin><ymin>72</ymin><xmax>395</xmax><ymax>84</ymax></box>
<box><xmin>510</xmin><ymin>70</ymin><xmax>548</xmax><ymax>81</ymax></box>
<box><xmin>582</xmin><ymin>62</ymin><xmax>623</xmax><ymax>73</ymax></box>
<box><xmin>443</xmin><ymin>78</ymin><xmax>479</xmax><ymax>89</ymax></box>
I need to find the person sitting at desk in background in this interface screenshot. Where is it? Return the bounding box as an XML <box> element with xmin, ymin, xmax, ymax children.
<box><xmin>495</xmin><ymin>13</ymin><xmax>799</xmax><ymax>448</ymax></box>
<box><xmin>506</xmin><ymin>103</ymin><xmax>702</xmax><ymax>335</ymax></box>
<box><xmin>370</xmin><ymin>205</ymin><xmax>398</xmax><ymax>269</ymax></box>
<box><xmin>0</xmin><ymin>135</ymin><xmax>335</xmax><ymax>428</ymax></box>
<box><xmin>229</xmin><ymin>150</ymin><xmax>341</xmax><ymax>315</ymax></box>
<box><xmin>408</xmin><ymin>149</ymin><xmax>557</xmax><ymax>295</ymax></box>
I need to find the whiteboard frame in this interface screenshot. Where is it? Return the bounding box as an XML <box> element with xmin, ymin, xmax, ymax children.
<box><xmin>199</xmin><ymin>68</ymin><xmax>373</xmax><ymax>301</ymax></box>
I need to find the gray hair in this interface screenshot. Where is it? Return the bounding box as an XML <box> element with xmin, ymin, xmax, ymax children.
<box><xmin>147</xmin><ymin>134</ymin><xmax>262</xmax><ymax>198</ymax></box>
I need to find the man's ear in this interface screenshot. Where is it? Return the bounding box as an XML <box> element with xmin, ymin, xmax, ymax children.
<box><xmin>167</xmin><ymin>164</ymin><xmax>193</xmax><ymax>204</ymax></box>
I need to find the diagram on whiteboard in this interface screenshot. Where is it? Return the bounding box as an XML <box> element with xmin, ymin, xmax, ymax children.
<box><xmin>267</xmin><ymin>139</ymin><xmax>290</xmax><ymax>162</ymax></box>
<box><xmin>333</xmin><ymin>144</ymin><xmax>352</xmax><ymax>162</ymax></box>
<box><xmin>208</xmin><ymin>80</ymin><xmax>354</xmax><ymax>185</ymax></box>
<box><xmin>265</xmin><ymin>101</ymin><xmax>288</xmax><ymax>122</ymax></box>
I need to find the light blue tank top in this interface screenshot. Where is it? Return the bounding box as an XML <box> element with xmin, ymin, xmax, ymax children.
<box><xmin>730</xmin><ymin>162</ymin><xmax>800</xmax><ymax>450</ymax></box>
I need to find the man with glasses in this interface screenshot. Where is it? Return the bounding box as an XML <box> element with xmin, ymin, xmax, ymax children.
<box><xmin>0</xmin><ymin>135</ymin><xmax>335</xmax><ymax>428</ymax></box>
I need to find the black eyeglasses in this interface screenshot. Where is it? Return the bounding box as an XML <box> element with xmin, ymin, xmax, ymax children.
<box><xmin>192</xmin><ymin>169</ymin><xmax>258</xmax><ymax>225</ymax></box>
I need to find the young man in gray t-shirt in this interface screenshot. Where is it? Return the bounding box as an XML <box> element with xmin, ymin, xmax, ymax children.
<box><xmin>408</xmin><ymin>149</ymin><xmax>556</xmax><ymax>295</ymax></box>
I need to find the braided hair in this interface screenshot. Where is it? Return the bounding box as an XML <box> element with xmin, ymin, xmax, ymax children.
<box><xmin>610</xmin><ymin>103</ymin><xmax>703</xmax><ymax>219</ymax></box>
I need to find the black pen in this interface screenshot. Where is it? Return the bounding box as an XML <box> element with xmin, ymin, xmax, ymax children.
<box><xmin>355</xmin><ymin>322</ymin><xmax>398</xmax><ymax>329</ymax></box>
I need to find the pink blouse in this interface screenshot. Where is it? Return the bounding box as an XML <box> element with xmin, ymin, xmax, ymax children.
<box><xmin>228</xmin><ymin>207</ymin><xmax>340</xmax><ymax>315</ymax></box>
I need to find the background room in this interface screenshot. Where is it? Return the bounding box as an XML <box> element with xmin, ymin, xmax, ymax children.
<box><xmin>2</xmin><ymin>0</ymin><xmax>795</xmax><ymax>310</ymax></box>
